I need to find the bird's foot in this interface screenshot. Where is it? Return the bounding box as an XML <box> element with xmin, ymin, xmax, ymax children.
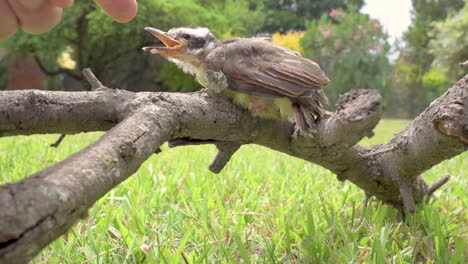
<box><xmin>292</xmin><ymin>124</ymin><xmax>301</xmax><ymax>139</ymax></box>
<box><xmin>292</xmin><ymin>124</ymin><xmax>317</xmax><ymax>139</ymax></box>
<box><xmin>207</xmin><ymin>70</ymin><xmax>228</xmax><ymax>93</ymax></box>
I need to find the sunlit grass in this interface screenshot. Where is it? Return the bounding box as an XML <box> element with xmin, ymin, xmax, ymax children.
<box><xmin>0</xmin><ymin>120</ymin><xmax>466</xmax><ymax>263</ymax></box>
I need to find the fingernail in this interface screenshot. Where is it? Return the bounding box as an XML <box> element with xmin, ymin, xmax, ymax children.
<box><xmin>19</xmin><ymin>0</ymin><xmax>44</xmax><ymax>9</ymax></box>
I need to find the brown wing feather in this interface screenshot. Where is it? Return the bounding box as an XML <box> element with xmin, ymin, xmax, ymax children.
<box><xmin>206</xmin><ymin>38</ymin><xmax>329</xmax><ymax>102</ymax></box>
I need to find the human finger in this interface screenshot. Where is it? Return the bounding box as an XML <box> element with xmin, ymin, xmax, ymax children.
<box><xmin>18</xmin><ymin>0</ymin><xmax>43</xmax><ymax>9</ymax></box>
<box><xmin>49</xmin><ymin>0</ymin><xmax>74</xmax><ymax>8</ymax></box>
<box><xmin>0</xmin><ymin>0</ymin><xmax>19</xmax><ymax>40</ymax></box>
<box><xmin>93</xmin><ymin>0</ymin><xmax>137</xmax><ymax>23</ymax></box>
<box><xmin>8</xmin><ymin>0</ymin><xmax>63</xmax><ymax>34</ymax></box>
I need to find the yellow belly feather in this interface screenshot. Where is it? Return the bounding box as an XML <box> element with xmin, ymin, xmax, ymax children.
<box><xmin>195</xmin><ymin>68</ymin><xmax>293</xmax><ymax>121</ymax></box>
<box><xmin>223</xmin><ymin>90</ymin><xmax>293</xmax><ymax>120</ymax></box>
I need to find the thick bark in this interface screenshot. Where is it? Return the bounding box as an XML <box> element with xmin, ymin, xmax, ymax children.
<box><xmin>0</xmin><ymin>73</ymin><xmax>466</xmax><ymax>263</ymax></box>
<box><xmin>0</xmin><ymin>88</ymin><xmax>134</xmax><ymax>136</ymax></box>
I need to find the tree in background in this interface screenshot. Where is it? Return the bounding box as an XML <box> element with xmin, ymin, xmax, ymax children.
<box><xmin>301</xmin><ymin>7</ymin><xmax>391</xmax><ymax>107</ymax></box>
<box><xmin>430</xmin><ymin>0</ymin><xmax>468</xmax><ymax>79</ymax></box>
<box><xmin>394</xmin><ymin>0</ymin><xmax>465</xmax><ymax>117</ymax></box>
<box><xmin>1</xmin><ymin>0</ymin><xmax>265</xmax><ymax>92</ymax></box>
<box><xmin>0</xmin><ymin>45</ymin><xmax>7</xmax><ymax>90</ymax></box>
<box><xmin>261</xmin><ymin>0</ymin><xmax>364</xmax><ymax>33</ymax></box>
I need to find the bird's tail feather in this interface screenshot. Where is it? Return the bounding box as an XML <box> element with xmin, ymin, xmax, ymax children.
<box><xmin>292</xmin><ymin>103</ymin><xmax>319</xmax><ymax>133</ymax></box>
<box><xmin>292</xmin><ymin>103</ymin><xmax>308</xmax><ymax>132</ymax></box>
<box><xmin>292</xmin><ymin>90</ymin><xmax>330</xmax><ymax>133</ymax></box>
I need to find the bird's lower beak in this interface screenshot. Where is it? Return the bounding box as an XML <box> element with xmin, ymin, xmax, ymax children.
<box><xmin>142</xmin><ymin>27</ymin><xmax>183</xmax><ymax>56</ymax></box>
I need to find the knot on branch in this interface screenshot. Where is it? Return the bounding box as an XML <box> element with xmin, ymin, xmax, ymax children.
<box><xmin>318</xmin><ymin>89</ymin><xmax>382</xmax><ymax>147</ymax></box>
<box><xmin>434</xmin><ymin>119</ymin><xmax>468</xmax><ymax>143</ymax></box>
<box><xmin>432</xmin><ymin>75</ymin><xmax>468</xmax><ymax>143</ymax></box>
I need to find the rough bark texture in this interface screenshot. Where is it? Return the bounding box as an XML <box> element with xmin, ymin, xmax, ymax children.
<box><xmin>0</xmin><ymin>72</ymin><xmax>466</xmax><ymax>264</ymax></box>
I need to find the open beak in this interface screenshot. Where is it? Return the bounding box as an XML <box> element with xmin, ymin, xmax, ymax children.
<box><xmin>142</xmin><ymin>27</ymin><xmax>183</xmax><ymax>56</ymax></box>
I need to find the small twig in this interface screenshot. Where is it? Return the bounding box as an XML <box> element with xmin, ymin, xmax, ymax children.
<box><xmin>50</xmin><ymin>134</ymin><xmax>66</xmax><ymax>148</ymax></box>
<box><xmin>34</xmin><ymin>56</ymin><xmax>82</xmax><ymax>80</ymax></box>
<box><xmin>459</xmin><ymin>60</ymin><xmax>468</xmax><ymax>68</ymax></box>
<box><xmin>426</xmin><ymin>175</ymin><xmax>451</xmax><ymax>202</ymax></box>
<box><xmin>399</xmin><ymin>180</ymin><xmax>416</xmax><ymax>213</ymax></box>
<box><xmin>168</xmin><ymin>139</ymin><xmax>241</xmax><ymax>174</ymax></box>
<box><xmin>82</xmin><ymin>68</ymin><xmax>103</xmax><ymax>90</ymax></box>
<box><xmin>427</xmin><ymin>175</ymin><xmax>451</xmax><ymax>196</ymax></box>
<box><xmin>361</xmin><ymin>146</ymin><xmax>395</xmax><ymax>157</ymax></box>
<box><xmin>396</xmin><ymin>206</ymin><xmax>405</xmax><ymax>223</ymax></box>
<box><xmin>209</xmin><ymin>142</ymin><xmax>241</xmax><ymax>173</ymax></box>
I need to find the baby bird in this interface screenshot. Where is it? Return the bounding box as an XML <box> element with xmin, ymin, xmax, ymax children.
<box><xmin>143</xmin><ymin>26</ymin><xmax>330</xmax><ymax>133</ymax></box>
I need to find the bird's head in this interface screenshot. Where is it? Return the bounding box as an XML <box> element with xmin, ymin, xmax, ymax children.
<box><xmin>142</xmin><ymin>26</ymin><xmax>219</xmax><ymax>65</ymax></box>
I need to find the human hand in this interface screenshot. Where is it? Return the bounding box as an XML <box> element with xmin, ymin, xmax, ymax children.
<box><xmin>0</xmin><ymin>0</ymin><xmax>138</xmax><ymax>40</ymax></box>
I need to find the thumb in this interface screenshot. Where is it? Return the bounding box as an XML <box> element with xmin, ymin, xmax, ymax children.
<box><xmin>19</xmin><ymin>0</ymin><xmax>44</xmax><ymax>9</ymax></box>
<box><xmin>93</xmin><ymin>0</ymin><xmax>137</xmax><ymax>23</ymax></box>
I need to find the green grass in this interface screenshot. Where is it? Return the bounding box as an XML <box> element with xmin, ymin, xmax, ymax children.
<box><xmin>0</xmin><ymin>120</ymin><xmax>466</xmax><ymax>263</ymax></box>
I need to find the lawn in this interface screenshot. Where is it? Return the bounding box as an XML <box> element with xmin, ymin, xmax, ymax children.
<box><xmin>0</xmin><ymin>120</ymin><xmax>466</xmax><ymax>263</ymax></box>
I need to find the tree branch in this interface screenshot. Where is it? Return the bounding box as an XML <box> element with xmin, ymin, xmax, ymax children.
<box><xmin>50</xmin><ymin>134</ymin><xmax>66</xmax><ymax>148</ymax></box>
<box><xmin>460</xmin><ymin>60</ymin><xmax>468</xmax><ymax>68</ymax></box>
<box><xmin>0</xmin><ymin>104</ymin><xmax>179</xmax><ymax>263</ymax></box>
<box><xmin>34</xmin><ymin>56</ymin><xmax>82</xmax><ymax>80</ymax></box>
<box><xmin>318</xmin><ymin>89</ymin><xmax>382</xmax><ymax>147</ymax></box>
<box><xmin>426</xmin><ymin>174</ymin><xmax>451</xmax><ymax>202</ymax></box>
<box><xmin>0</xmin><ymin>73</ymin><xmax>466</xmax><ymax>263</ymax></box>
<box><xmin>210</xmin><ymin>142</ymin><xmax>241</xmax><ymax>173</ymax></box>
<box><xmin>168</xmin><ymin>139</ymin><xmax>241</xmax><ymax>173</ymax></box>
<box><xmin>82</xmin><ymin>68</ymin><xmax>104</xmax><ymax>90</ymax></box>
<box><xmin>0</xmin><ymin>89</ymin><xmax>134</xmax><ymax>137</ymax></box>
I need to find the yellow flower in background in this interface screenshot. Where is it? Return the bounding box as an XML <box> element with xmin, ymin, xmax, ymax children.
<box><xmin>272</xmin><ymin>31</ymin><xmax>305</xmax><ymax>55</ymax></box>
<box><xmin>57</xmin><ymin>46</ymin><xmax>76</xmax><ymax>70</ymax></box>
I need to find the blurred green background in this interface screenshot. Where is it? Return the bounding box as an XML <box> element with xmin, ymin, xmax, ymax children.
<box><xmin>0</xmin><ymin>0</ymin><xmax>467</xmax><ymax>118</ymax></box>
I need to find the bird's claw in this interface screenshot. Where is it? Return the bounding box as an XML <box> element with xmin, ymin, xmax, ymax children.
<box><xmin>292</xmin><ymin>123</ymin><xmax>317</xmax><ymax>139</ymax></box>
<box><xmin>292</xmin><ymin>125</ymin><xmax>301</xmax><ymax>139</ymax></box>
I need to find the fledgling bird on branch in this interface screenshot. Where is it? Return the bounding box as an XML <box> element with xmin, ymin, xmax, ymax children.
<box><xmin>142</xmin><ymin>26</ymin><xmax>330</xmax><ymax>134</ymax></box>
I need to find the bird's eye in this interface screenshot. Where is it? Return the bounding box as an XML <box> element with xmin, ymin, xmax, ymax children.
<box><xmin>181</xmin><ymin>34</ymin><xmax>191</xmax><ymax>40</ymax></box>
